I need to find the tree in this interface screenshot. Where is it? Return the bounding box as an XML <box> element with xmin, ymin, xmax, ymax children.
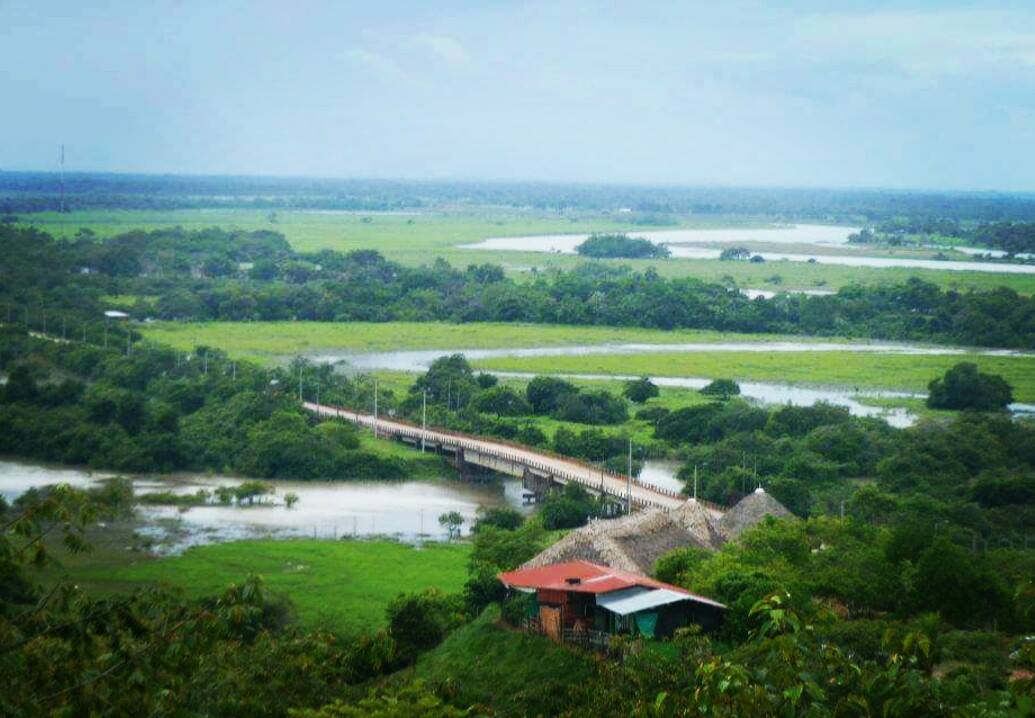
<box><xmin>470</xmin><ymin>386</ymin><xmax>531</xmax><ymax>417</ymax></box>
<box><xmin>438</xmin><ymin>511</ymin><xmax>464</xmax><ymax>540</ymax></box>
<box><xmin>718</xmin><ymin>246</ymin><xmax>751</xmax><ymax>260</ymax></box>
<box><xmin>701</xmin><ymin>378</ymin><xmax>740</xmax><ymax>399</ymax></box>
<box><xmin>927</xmin><ymin>362</ymin><xmax>1014</xmax><ymax>411</ymax></box>
<box><xmin>622</xmin><ymin>376</ymin><xmax>659</xmax><ymax>403</ymax></box>
<box><xmin>540</xmin><ymin>483</ymin><xmax>600</xmax><ymax>530</ymax></box>
<box><xmin>525</xmin><ymin>376</ymin><xmax>578</xmax><ymax>415</ymax></box>
<box><xmin>284</xmin><ymin>492</ymin><xmax>300</xmax><ymax>509</ymax></box>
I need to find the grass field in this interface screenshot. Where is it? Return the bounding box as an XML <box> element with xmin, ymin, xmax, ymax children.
<box><xmin>23</xmin><ymin>208</ymin><xmax>1035</xmax><ymax>292</ymax></box>
<box><xmin>55</xmin><ymin>538</ymin><xmax>471</xmax><ymax>636</ymax></box>
<box><xmin>138</xmin><ymin>320</ymin><xmax>837</xmax><ymax>364</ymax></box>
<box><xmin>473</xmin><ymin>351</ymin><xmax>1035</xmax><ymax>403</ymax></box>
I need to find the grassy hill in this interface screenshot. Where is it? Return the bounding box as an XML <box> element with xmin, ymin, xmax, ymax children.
<box><xmin>413</xmin><ymin>605</ymin><xmax>599</xmax><ymax>716</ymax></box>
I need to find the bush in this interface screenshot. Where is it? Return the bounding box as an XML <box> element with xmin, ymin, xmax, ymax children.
<box><xmin>386</xmin><ymin>589</ymin><xmax>466</xmax><ymax>661</ymax></box>
<box><xmin>473</xmin><ymin>506</ymin><xmax>525</xmax><ymax>532</ymax></box>
<box><xmin>623</xmin><ymin>376</ymin><xmax>659</xmax><ymax>403</ymax></box>
<box><xmin>701</xmin><ymin>378</ymin><xmax>740</xmax><ymax>399</ymax></box>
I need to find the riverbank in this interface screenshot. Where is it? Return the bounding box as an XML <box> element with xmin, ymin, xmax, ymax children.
<box><xmin>473</xmin><ymin>350</ymin><xmax>1035</xmax><ymax>403</ymax></box>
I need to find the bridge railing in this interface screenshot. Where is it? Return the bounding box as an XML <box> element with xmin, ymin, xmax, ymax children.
<box><xmin>305</xmin><ymin>401</ymin><xmax>719</xmax><ymax>510</ymax></box>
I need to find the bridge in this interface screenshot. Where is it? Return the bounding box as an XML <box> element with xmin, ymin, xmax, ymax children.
<box><xmin>303</xmin><ymin>402</ymin><xmax>700</xmax><ymax>510</ymax></box>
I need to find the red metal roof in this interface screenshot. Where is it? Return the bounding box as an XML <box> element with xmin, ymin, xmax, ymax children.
<box><xmin>498</xmin><ymin>560</ymin><xmax>724</xmax><ymax>608</ymax></box>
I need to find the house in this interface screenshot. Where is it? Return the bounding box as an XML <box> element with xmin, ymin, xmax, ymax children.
<box><xmin>499</xmin><ymin>560</ymin><xmax>725</xmax><ymax>643</ymax></box>
<box><xmin>522</xmin><ymin>489</ymin><xmax>794</xmax><ymax>576</ymax></box>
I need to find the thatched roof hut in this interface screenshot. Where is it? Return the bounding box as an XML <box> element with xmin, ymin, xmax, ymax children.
<box><xmin>718</xmin><ymin>488</ymin><xmax>795</xmax><ymax>541</ymax></box>
<box><xmin>523</xmin><ymin>501</ymin><xmax>724</xmax><ymax>575</ymax></box>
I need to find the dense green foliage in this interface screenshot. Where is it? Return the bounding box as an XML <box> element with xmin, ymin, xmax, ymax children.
<box><xmin>539</xmin><ymin>483</ymin><xmax>603</xmax><ymax>530</ymax></box>
<box><xmin>927</xmin><ymin>362</ymin><xmax>1015</xmax><ymax>410</ymax></box>
<box><xmin>657</xmin><ymin>398</ymin><xmax>1035</xmax><ymax>538</ymax></box>
<box><xmin>575</xmin><ymin>233</ymin><xmax>670</xmax><ymax>258</ymax></box>
<box><xmin>0</xmin><ymin>329</ymin><xmax>405</xmax><ymax>478</ymax></box>
<box><xmin>6</xmin><ymin>224</ymin><xmax>1035</xmax><ymax>348</ymax></box>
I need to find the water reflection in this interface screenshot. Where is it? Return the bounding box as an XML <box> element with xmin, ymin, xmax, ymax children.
<box><xmin>316</xmin><ymin>341</ymin><xmax>1028</xmax><ymax>375</ymax></box>
<box><xmin>0</xmin><ymin>460</ymin><xmax>526</xmax><ymax>555</ymax></box>
<box><xmin>638</xmin><ymin>460</ymin><xmax>684</xmax><ymax>493</ymax></box>
<box><xmin>463</xmin><ymin>224</ymin><xmax>1035</xmax><ymax>274</ymax></box>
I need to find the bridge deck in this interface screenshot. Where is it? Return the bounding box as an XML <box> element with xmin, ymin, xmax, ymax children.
<box><xmin>304</xmin><ymin>402</ymin><xmax>697</xmax><ymax>511</ymax></box>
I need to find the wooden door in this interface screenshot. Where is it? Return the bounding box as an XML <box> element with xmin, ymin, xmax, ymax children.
<box><xmin>540</xmin><ymin>606</ymin><xmax>562</xmax><ymax>641</ymax></box>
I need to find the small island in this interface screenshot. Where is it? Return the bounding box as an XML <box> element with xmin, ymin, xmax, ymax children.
<box><xmin>575</xmin><ymin>233</ymin><xmax>671</xmax><ymax>259</ymax></box>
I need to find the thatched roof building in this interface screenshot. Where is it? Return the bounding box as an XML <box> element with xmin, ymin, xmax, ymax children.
<box><xmin>523</xmin><ymin>500</ymin><xmax>724</xmax><ymax>575</ymax></box>
<box><xmin>718</xmin><ymin>488</ymin><xmax>795</xmax><ymax>541</ymax></box>
<box><xmin>524</xmin><ymin>490</ymin><xmax>796</xmax><ymax>575</ymax></box>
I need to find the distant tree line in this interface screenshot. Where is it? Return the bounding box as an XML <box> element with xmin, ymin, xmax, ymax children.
<box><xmin>5</xmin><ymin>225</ymin><xmax>1035</xmax><ymax>349</ymax></box>
<box><xmin>7</xmin><ymin>171</ymin><xmax>1035</xmax><ymax>221</ymax></box>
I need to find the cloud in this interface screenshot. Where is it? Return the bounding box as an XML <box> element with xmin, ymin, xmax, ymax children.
<box><xmin>414</xmin><ymin>33</ymin><xmax>471</xmax><ymax>68</ymax></box>
<box><xmin>344</xmin><ymin>48</ymin><xmax>409</xmax><ymax>82</ymax></box>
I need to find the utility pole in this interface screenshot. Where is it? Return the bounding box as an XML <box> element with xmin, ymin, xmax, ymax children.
<box><xmin>626</xmin><ymin>438</ymin><xmax>633</xmax><ymax>513</ymax></box>
<box><xmin>58</xmin><ymin>144</ymin><xmax>66</xmax><ymax>214</ymax></box>
<box><xmin>421</xmin><ymin>389</ymin><xmax>427</xmax><ymax>452</ymax></box>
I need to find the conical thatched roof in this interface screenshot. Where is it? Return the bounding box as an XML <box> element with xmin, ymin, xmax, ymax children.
<box><xmin>523</xmin><ymin>502</ymin><xmax>725</xmax><ymax>575</ymax></box>
<box><xmin>669</xmin><ymin>500</ymin><xmax>726</xmax><ymax>548</ymax></box>
<box><xmin>718</xmin><ymin>488</ymin><xmax>795</xmax><ymax>541</ymax></box>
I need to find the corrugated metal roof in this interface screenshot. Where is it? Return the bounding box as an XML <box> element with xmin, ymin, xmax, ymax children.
<box><xmin>597</xmin><ymin>587</ymin><xmax>713</xmax><ymax>615</ymax></box>
<box><xmin>498</xmin><ymin>560</ymin><xmax>725</xmax><ymax>609</ymax></box>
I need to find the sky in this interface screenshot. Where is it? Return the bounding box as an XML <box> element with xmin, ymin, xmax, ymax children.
<box><xmin>2</xmin><ymin>1</ymin><xmax>1034</xmax><ymax>190</ymax></box>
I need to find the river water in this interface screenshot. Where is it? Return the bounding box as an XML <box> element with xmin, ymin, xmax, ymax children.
<box><xmin>462</xmin><ymin>223</ymin><xmax>1035</xmax><ymax>275</ymax></box>
<box><xmin>0</xmin><ymin>459</ymin><xmax>526</xmax><ymax>554</ymax></box>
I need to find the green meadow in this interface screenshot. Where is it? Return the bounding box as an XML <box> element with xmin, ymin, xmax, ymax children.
<box><xmin>23</xmin><ymin>208</ymin><xmax>1035</xmax><ymax>292</ymax></box>
<box><xmin>57</xmin><ymin>538</ymin><xmax>471</xmax><ymax>637</ymax></box>
<box><xmin>138</xmin><ymin>320</ymin><xmax>830</xmax><ymax>363</ymax></box>
<box><xmin>473</xmin><ymin>351</ymin><xmax>1035</xmax><ymax>403</ymax></box>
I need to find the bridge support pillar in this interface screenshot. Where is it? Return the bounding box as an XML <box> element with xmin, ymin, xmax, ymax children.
<box><xmin>522</xmin><ymin>468</ymin><xmax>555</xmax><ymax>503</ymax></box>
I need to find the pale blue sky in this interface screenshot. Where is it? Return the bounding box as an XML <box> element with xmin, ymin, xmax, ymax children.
<box><xmin>2</xmin><ymin>1</ymin><xmax>1034</xmax><ymax>189</ymax></box>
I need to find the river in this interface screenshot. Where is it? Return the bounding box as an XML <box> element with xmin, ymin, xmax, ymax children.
<box><xmin>315</xmin><ymin>342</ymin><xmax>1034</xmax><ymax>428</ymax></box>
<box><xmin>0</xmin><ymin>459</ymin><xmax>527</xmax><ymax>554</ymax></box>
<box><xmin>462</xmin><ymin>223</ymin><xmax>1035</xmax><ymax>275</ymax></box>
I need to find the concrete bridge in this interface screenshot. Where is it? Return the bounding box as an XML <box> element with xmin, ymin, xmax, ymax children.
<box><xmin>303</xmin><ymin>402</ymin><xmax>697</xmax><ymax>510</ymax></box>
